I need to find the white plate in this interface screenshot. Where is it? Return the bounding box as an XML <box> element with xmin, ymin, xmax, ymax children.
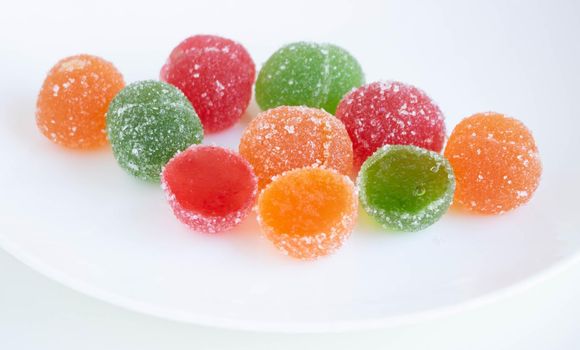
<box><xmin>1</xmin><ymin>0</ymin><xmax>579</xmax><ymax>332</ymax></box>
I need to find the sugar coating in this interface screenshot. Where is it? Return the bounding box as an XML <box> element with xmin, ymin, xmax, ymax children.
<box><xmin>161</xmin><ymin>145</ymin><xmax>257</xmax><ymax>233</ymax></box>
<box><xmin>107</xmin><ymin>80</ymin><xmax>203</xmax><ymax>182</ymax></box>
<box><xmin>358</xmin><ymin>145</ymin><xmax>455</xmax><ymax>232</ymax></box>
<box><xmin>255</xmin><ymin>42</ymin><xmax>364</xmax><ymax>114</ymax></box>
<box><xmin>257</xmin><ymin>167</ymin><xmax>358</xmax><ymax>260</ymax></box>
<box><xmin>444</xmin><ymin>112</ymin><xmax>542</xmax><ymax>214</ymax></box>
<box><xmin>336</xmin><ymin>81</ymin><xmax>446</xmax><ymax>166</ymax></box>
<box><xmin>161</xmin><ymin>35</ymin><xmax>255</xmax><ymax>133</ymax></box>
<box><xmin>239</xmin><ymin>106</ymin><xmax>353</xmax><ymax>189</ymax></box>
<box><xmin>36</xmin><ymin>54</ymin><xmax>125</xmax><ymax>149</ymax></box>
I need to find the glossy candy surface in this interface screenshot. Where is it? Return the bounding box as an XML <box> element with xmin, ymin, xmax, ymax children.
<box><xmin>162</xmin><ymin>145</ymin><xmax>257</xmax><ymax>233</ymax></box>
<box><xmin>358</xmin><ymin>145</ymin><xmax>455</xmax><ymax>231</ymax></box>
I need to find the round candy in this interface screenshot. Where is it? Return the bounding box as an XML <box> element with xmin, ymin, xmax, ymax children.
<box><xmin>444</xmin><ymin>112</ymin><xmax>542</xmax><ymax>214</ymax></box>
<box><xmin>239</xmin><ymin>106</ymin><xmax>353</xmax><ymax>189</ymax></box>
<box><xmin>358</xmin><ymin>145</ymin><xmax>455</xmax><ymax>232</ymax></box>
<box><xmin>36</xmin><ymin>54</ymin><xmax>125</xmax><ymax>149</ymax></box>
<box><xmin>160</xmin><ymin>35</ymin><xmax>255</xmax><ymax>133</ymax></box>
<box><xmin>257</xmin><ymin>167</ymin><xmax>358</xmax><ymax>260</ymax></box>
<box><xmin>255</xmin><ymin>42</ymin><xmax>364</xmax><ymax>114</ymax></box>
<box><xmin>336</xmin><ymin>81</ymin><xmax>446</xmax><ymax>166</ymax></box>
<box><xmin>162</xmin><ymin>145</ymin><xmax>257</xmax><ymax>233</ymax></box>
<box><xmin>107</xmin><ymin>80</ymin><xmax>203</xmax><ymax>182</ymax></box>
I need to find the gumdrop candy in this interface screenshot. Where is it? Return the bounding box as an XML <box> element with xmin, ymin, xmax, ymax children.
<box><xmin>161</xmin><ymin>145</ymin><xmax>257</xmax><ymax>233</ymax></box>
<box><xmin>107</xmin><ymin>80</ymin><xmax>203</xmax><ymax>182</ymax></box>
<box><xmin>336</xmin><ymin>81</ymin><xmax>446</xmax><ymax>166</ymax></box>
<box><xmin>358</xmin><ymin>145</ymin><xmax>455</xmax><ymax>232</ymax></box>
<box><xmin>255</xmin><ymin>42</ymin><xmax>364</xmax><ymax>114</ymax></box>
<box><xmin>239</xmin><ymin>106</ymin><xmax>353</xmax><ymax>189</ymax></box>
<box><xmin>444</xmin><ymin>112</ymin><xmax>541</xmax><ymax>214</ymax></box>
<box><xmin>160</xmin><ymin>35</ymin><xmax>255</xmax><ymax>133</ymax></box>
<box><xmin>257</xmin><ymin>167</ymin><xmax>358</xmax><ymax>260</ymax></box>
<box><xmin>36</xmin><ymin>54</ymin><xmax>125</xmax><ymax>149</ymax></box>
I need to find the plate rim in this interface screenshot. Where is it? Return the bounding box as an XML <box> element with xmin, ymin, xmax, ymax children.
<box><xmin>1</xmin><ymin>232</ymin><xmax>578</xmax><ymax>333</ymax></box>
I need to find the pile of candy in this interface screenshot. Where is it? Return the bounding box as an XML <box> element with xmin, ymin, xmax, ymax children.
<box><xmin>36</xmin><ymin>35</ymin><xmax>542</xmax><ymax>260</ymax></box>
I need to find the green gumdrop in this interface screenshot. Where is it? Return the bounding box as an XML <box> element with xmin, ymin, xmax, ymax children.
<box><xmin>358</xmin><ymin>145</ymin><xmax>455</xmax><ymax>232</ymax></box>
<box><xmin>107</xmin><ymin>80</ymin><xmax>203</xmax><ymax>182</ymax></box>
<box><xmin>255</xmin><ymin>42</ymin><xmax>364</xmax><ymax>114</ymax></box>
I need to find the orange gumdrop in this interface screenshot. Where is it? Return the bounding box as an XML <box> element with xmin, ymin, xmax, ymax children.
<box><xmin>257</xmin><ymin>167</ymin><xmax>358</xmax><ymax>260</ymax></box>
<box><xmin>36</xmin><ymin>55</ymin><xmax>125</xmax><ymax>149</ymax></box>
<box><xmin>444</xmin><ymin>112</ymin><xmax>542</xmax><ymax>214</ymax></box>
<box><xmin>239</xmin><ymin>106</ymin><xmax>353</xmax><ymax>189</ymax></box>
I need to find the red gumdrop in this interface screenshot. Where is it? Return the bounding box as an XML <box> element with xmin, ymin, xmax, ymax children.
<box><xmin>335</xmin><ymin>81</ymin><xmax>446</xmax><ymax>166</ymax></box>
<box><xmin>161</xmin><ymin>145</ymin><xmax>258</xmax><ymax>233</ymax></box>
<box><xmin>161</xmin><ymin>35</ymin><xmax>255</xmax><ymax>133</ymax></box>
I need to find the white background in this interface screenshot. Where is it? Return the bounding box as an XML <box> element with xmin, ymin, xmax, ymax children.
<box><xmin>2</xmin><ymin>0</ymin><xmax>580</xmax><ymax>347</ymax></box>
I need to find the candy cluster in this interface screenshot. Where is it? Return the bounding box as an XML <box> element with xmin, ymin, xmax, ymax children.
<box><xmin>36</xmin><ymin>35</ymin><xmax>542</xmax><ymax>260</ymax></box>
